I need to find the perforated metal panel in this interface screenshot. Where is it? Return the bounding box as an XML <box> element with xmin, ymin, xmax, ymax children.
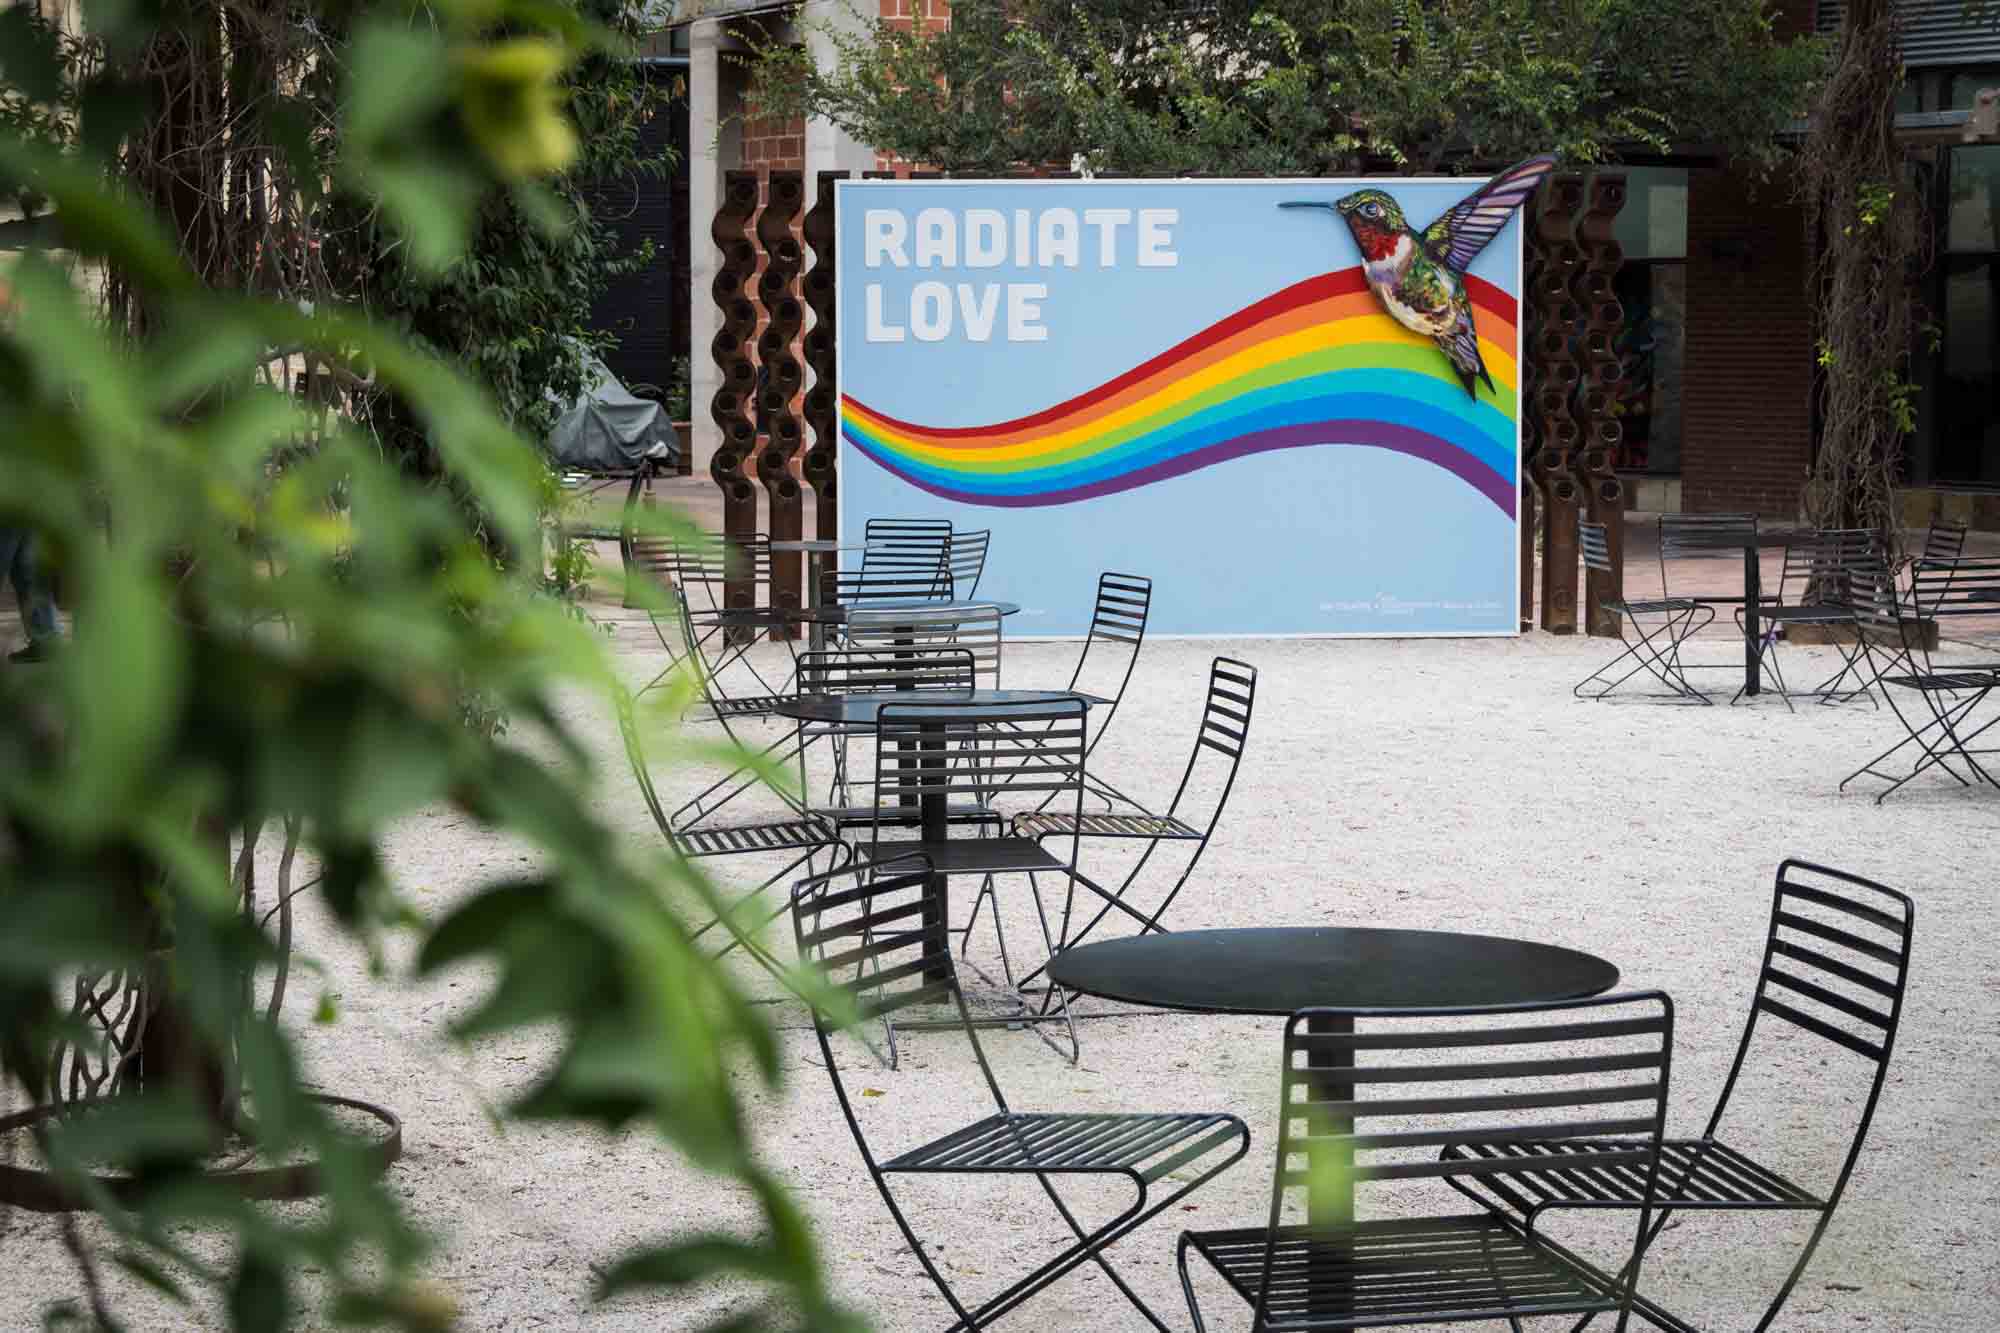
<box><xmin>1816</xmin><ymin>0</ymin><xmax>2000</xmax><ymax>68</ymax></box>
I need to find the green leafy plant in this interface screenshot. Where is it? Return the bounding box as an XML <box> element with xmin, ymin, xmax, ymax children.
<box><xmin>665</xmin><ymin>354</ymin><xmax>693</xmax><ymax>421</ymax></box>
<box><xmin>0</xmin><ymin>0</ymin><xmax>857</xmax><ymax>1330</ymax></box>
<box><xmin>749</xmin><ymin>0</ymin><xmax>1826</xmax><ymax>177</ymax></box>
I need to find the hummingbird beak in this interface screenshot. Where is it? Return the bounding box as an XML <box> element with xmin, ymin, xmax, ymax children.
<box><xmin>1278</xmin><ymin>202</ymin><xmax>1337</xmax><ymax>212</ymax></box>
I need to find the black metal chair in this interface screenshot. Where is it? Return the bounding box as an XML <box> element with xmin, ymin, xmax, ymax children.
<box><xmin>946</xmin><ymin>528</ymin><xmax>992</xmax><ymax>601</ymax></box>
<box><xmin>829</xmin><ymin>518</ymin><xmax>954</xmax><ymax>609</ymax></box>
<box><xmin>1843</xmin><ymin>555</ymin><xmax>2000</xmax><ymax>800</ymax></box>
<box><xmin>1921</xmin><ymin>517</ymin><xmax>1969</xmax><ymax>566</ymax></box>
<box><xmin>990</xmin><ymin>572</ymin><xmax>1153</xmax><ymax>810</ymax></box>
<box><xmin>859</xmin><ymin>695</ymin><xmax>1092</xmax><ymax>1056</ymax></box>
<box><xmin>637</xmin><ymin>531</ymin><xmax>799</xmax><ymax>700</ymax></box>
<box><xmin>618</xmin><ymin>689</ymin><xmax>846</xmax><ymax>984</ymax></box>
<box><xmin>661</xmin><ymin>586</ymin><xmax>824</xmax><ymax>833</ymax></box>
<box><xmin>794</xmin><ymin>643</ymin><xmax>994</xmax><ymax>829</ymax></box>
<box><xmin>1180</xmin><ymin>993</ymin><xmax>1674</xmax><ymax>1333</ymax></box>
<box><xmin>791</xmin><ymin>857</ymin><xmax>1249</xmax><ymax>1331</ymax></box>
<box><xmin>1005</xmin><ymin>658</ymin><xmax>1256</xmax><ymax>990</ymax></box>
<box><xmin>1730</xmin><ymin>528</ymin><xmax>1883</xmax><ymax>710</ymax></box>
<box><xmin>1574</xmin><ymin>518</ymin><xmax>1716</xmax><ymax>704</ymax></box>
<box><xmin>1658</xmin><ymin>511</ymin><xmax>1758</xmax><ymax>609</ymax></box>
<box><xmin>1441</xmin><ymin>860</ymin><xmax>1913</xmax><ymax>1333</ymax></box>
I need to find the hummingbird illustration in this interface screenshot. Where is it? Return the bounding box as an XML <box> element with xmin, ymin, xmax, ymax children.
<box><xmin>1280</xmin><ymin>155</ymin><xmax>1556</xmax><ymax>399</ymax></box>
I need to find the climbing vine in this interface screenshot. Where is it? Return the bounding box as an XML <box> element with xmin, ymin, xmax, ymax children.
<box><xmin>1798</xmin><ymin>0</ymin><xmax>1928</xmax><ymax>549</ymax></box>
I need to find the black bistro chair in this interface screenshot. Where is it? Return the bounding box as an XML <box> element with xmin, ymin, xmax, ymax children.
<box><xmin>1005</xmin><ymin>657</ymin><xmax>1257</xmax><ymax>985</ymax></box>
<box><xmin>1843</xmin><ymin>556</ymin><xmax>2000</xmax><ymax>800</ymax></box>
<box><xmin>659</xmin><ymin>587</ymin><xmax>813</xmax><ymax>833</ymax></box>
<box><xmin>1442</xmin><ymin>860</ymin><xmax>1913</xmax><ymax>1333</ymax></box>
<box><xmin>1730</xmin><ymin>527</ymin><xmax>1883</xmax><ymax>710</ymax></box>
<box><xmin>990</xmin><ymin>571</ymin><xmax>1154</xmax><ymax>810</ymax></box>
<box><xmin>1179</xmin><ymin>993</ymin><xmax>1674</xmax><ymax>1333</ymax></box>
<box><xmin>791</xmin><ymin>858</ymin><xmax>1249</xmax><ymax>1331</ymax></box>
<box><xmin>828</xmin><ymin>518</ymin><xmax>955</xmax><ymax>610</ymax></box>
<box><xmin>853</xmin><ymin>695</ymin><xmax>1094</xmax><ymax>1057</ymax></box>
<box><xmin>617</xmin><ymin>689</ymin><xmax>846</xmax><ymax>984</ymax></box>
<box><xmin>793</xmin><ymin>642</ymin><xmax>990</xmax><ymax>827</ymax></box>
<box><xmin>1574</xmin><ymin>518</ymin><xmax>1715</xmax><ymax>703</ymax></box>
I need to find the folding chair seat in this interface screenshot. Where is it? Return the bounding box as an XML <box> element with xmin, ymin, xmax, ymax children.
<box><xmin>1442</xmin><ymin>860</ymin><xmax>1913</xmax><ymax>1333</ymax></box>
<box><xmin>1002</xmin><ymin>658</ymin><xmax>1257</xmax><ymax>992</ymax></box>
<box><xmin>1179</xmin><ymin>994</ymin><xmax>1673</xmax><ymax>1333</ymax></box>
<box><xmin>1012</xmin><ymin>811</ymin><xmax>1201</xmax><ymax>840</ymax></box>
<box><xmin>1574</xmin><ymin>518</ymin><xmax>1715</xmax><ymax>703</ymax></box>
<box><xmin>1184</xmin><ymin>1216</ymin><xmax>1629</xmax><ymax>1328</ymax></box>
<box><xmin>792</xmin><ymin>859</ymin><xmax>1248</xmax><ymax>1329</ymax></box>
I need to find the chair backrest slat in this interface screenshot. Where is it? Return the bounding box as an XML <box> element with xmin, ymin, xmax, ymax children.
<box><xmin>1579</xmin><ymin>518</ymin><xmax>1613</xmax><ymax>574</ymax></box>
<box><xmin>790</xmin><ymin>860</ymin><xmax>1016</xmax><ymax>1118</ymax></box>
<box><xmin>946</xmin><ymin>529</ymin><xmax>991</xmax><ymax>600</ymax></box>
<box><xmin>1922</xmin><ymin>518</ymin><xmax>1969</xmax><ymax>564</ymax></box>
<box><xmin>1069</xmin><ymin>573</ymin><xmax>1153</xmax><ymax>702</ymax></box>
<box><xmin>845</xmin><ymin>604</ymin><xmax>1003</xmax><ymax>688</ymax></box>
<box><xmin>796</xmin><ymin>647</ymin><xmax>975</xmax><ymax>697</ymax></box>
<box><xmin>1908</xmin><ymin>556</ymin><xmax>2000</xmax><ymax>623</ymax></box>
<box><xmin>873</xmin><ymin>698</ymin><xmax>1088</xmax><ymax>803</ymax></box>
<box><xmin>1659</xmin><ymin>512</ymin><xmax>1756</xmax><ymax>599</ymax></box>
<box><xmin>1275</xmin><ymin>995</ymin><xmax>1672</xmax><ymax>1194</ymax></box>
<box><xmin>1742</xmin><ymin>860</ymin><xmax>1912</xmax><ymax>1067</ymax></box>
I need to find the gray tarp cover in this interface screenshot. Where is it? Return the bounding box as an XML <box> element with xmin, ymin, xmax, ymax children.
<box><xmin>546</xmin><ymin>354</ymin><xmax>680</xmax><ymax>472</ymax></box>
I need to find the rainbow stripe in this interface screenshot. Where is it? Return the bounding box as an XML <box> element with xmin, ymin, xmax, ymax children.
<box><xmin>842</xmin><ymin>267</ymin><xmax>1519</xmax><ymax>516</ymax></box>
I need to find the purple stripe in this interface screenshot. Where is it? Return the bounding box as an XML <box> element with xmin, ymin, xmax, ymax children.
<box><xmin>853</xmin><ymin>420</ymin><xmax>1517</xmax><ymax>517</ymax></box>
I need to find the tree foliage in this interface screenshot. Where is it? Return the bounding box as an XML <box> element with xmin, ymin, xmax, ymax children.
<box><xmin>0</xmin><ymin>0</ymin><xmax>857</xmax><ymax>1330</ymax></box>
<box><xmin>751</xmin><ymin>0</ymin><xmax>1825</xmax><ymax>175</ymax></box>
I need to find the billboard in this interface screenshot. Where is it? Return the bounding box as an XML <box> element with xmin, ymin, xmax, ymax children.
<box><xmin>835</xmin><ymin>177</ymin><xmax>1529</xmax><ymax>636</ymax></box>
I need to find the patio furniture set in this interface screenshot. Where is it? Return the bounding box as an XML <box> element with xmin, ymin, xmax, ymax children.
<box><xmin>622</xmin><ymin>516</ymin><xmax>1921</xmax><ymax>1332</ymax></box>
<box><xmin>1577</xmin><ymin>515</ymin><xmax>2000</xmax><ymax>802</ymax></box>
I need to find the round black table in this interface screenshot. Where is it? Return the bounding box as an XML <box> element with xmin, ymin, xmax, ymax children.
<box><xmin>1046</xmin><ymin>926</ymin><xmax>1619</xmax><ymax>1015</ymax></box>
<box><xmin>1048</xmin><ymin>926</ymin><xmax>1620</xmax><ymax>1240</ymax></box>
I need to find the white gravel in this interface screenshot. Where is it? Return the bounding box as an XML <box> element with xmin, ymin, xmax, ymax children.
<box><xmin>5</xmin><ymin>618</ymin><xmax>1997</xmax><ymax>1331</ymax></box>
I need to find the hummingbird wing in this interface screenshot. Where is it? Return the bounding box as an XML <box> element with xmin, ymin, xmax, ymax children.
<box><xmin>1420</xmin><ymin>153</ymin><xmax>1558</xmax><ymax>273</ymax></box>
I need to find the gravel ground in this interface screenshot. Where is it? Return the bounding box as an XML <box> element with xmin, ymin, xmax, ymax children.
<box><xmin>4</xmin><ymin>613</ymin><xmax>1998</xmax><ymax>1332</ymax></box>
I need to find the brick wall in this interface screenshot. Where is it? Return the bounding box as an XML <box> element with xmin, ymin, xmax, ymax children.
<box><xmin>1680</xmin><ymin>166</ymin><xmax>1816</xmax><ymax>517</ymax></box>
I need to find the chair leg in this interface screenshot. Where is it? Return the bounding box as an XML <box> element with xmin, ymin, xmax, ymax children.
<box><xmin>1750</xmin><ymin>1204</ymin><xmax>1843</xmax><ymax>1333</ymax></box>
<box><xmin>960</xmin><ymin>873</ymin><xmax>995</xmax><ymax>960</ymax></box>
<box><xmin>1024</xmin><ymin>873</ymin><xmax>1081</xmax><ymax>1064</ymax></box>
<box><xmin>1177</xmin><ymin>1235</ymin><xmax>1211</xmax><ymax>1333</ymax></box>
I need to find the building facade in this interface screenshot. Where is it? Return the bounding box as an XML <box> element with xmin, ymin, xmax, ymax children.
<box><xmin>666</xmin><ymin>0</ymin><xmax>2000</xmax><ymax>528</ymax></box>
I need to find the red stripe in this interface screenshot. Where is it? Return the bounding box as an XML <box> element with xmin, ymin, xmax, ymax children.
<box><xmin>849</xmin><ymin>266</ymin><xmax>1519</xmax><ymax>439</ymax></box>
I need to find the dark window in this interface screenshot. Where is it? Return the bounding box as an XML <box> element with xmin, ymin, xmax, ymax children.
<box><xmin>1932</xmin><ymin>145</ymin><xmax>2000</xmax><ymax>485</ymax></box>
<box><xmin>1612</xmin><ymin>262</ymin><xmax>1685</xmax><ymax>474</ymax></box>
<box><xmin>1605</xmin><ymin>167</ymin><xmax>1687</xmax><ymax>475</ymax></box>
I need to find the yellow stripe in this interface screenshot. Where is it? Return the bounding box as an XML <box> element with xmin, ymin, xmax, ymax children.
<box><xmin>853</xmin><ymin>316</ymin><xmax>1517</xmax><ymax>464</ymax></box>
